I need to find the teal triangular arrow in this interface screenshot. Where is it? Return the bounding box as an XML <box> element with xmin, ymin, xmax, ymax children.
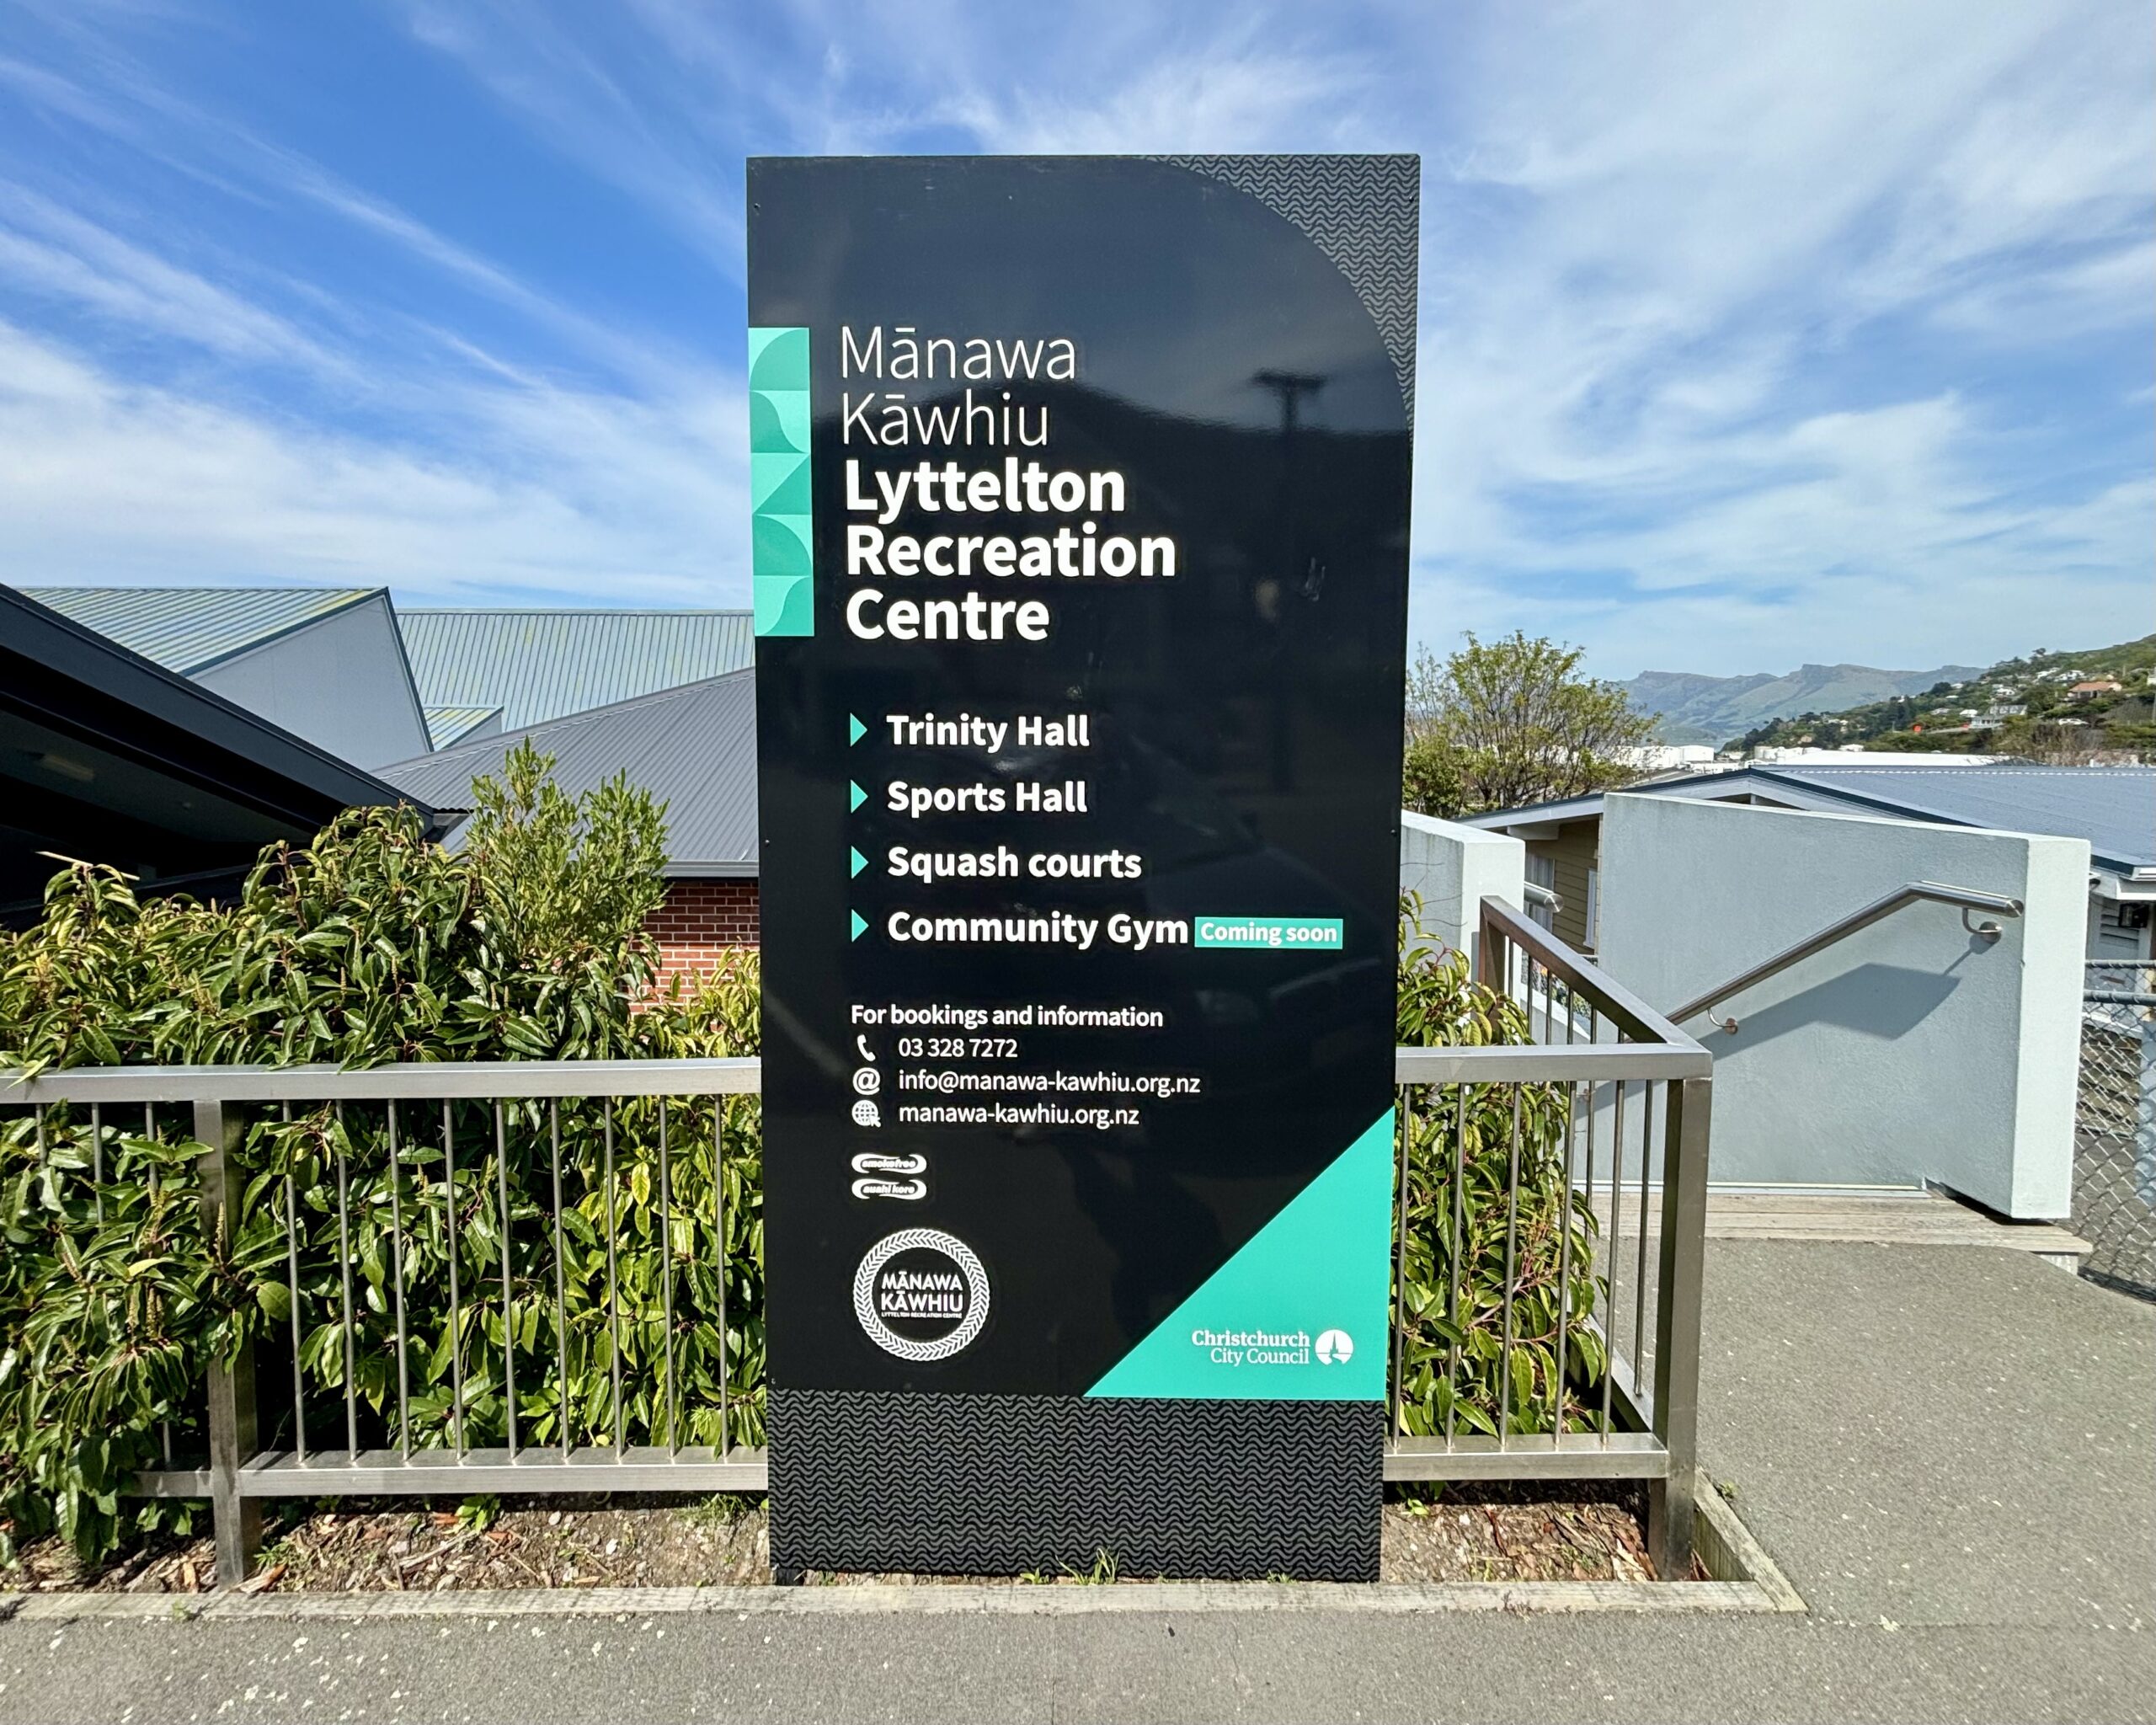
<box><xmin>849</xmin><ymin>846</ymin><xmax>867</xmax><ymax>879</ymax></box>
<box><xmin>850</xmin><ymin>910</ymin><xmax>867</xmax><ymax>943</ymax></box>
<box><xmin>848</xmin><ymin>713</ymin><xmax>866</xmax><ymax>745</ymax></box>
<box><xmin>1086</xmin><ymin>1111</ymin><xmax>1394</xmax><ymax>1402</ymax></box>
<box><xmin>848</xmin><ymin>781</ymin><xmax>866</xmax><ymax>812</ymax></box>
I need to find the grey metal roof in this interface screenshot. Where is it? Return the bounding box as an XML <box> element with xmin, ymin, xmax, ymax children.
<box><xmin>1748</xmin><ymin>765</ymin><xmax>2155</xmax><ymax>876</ymax></box>
<box><xmin>398</xmin><ymin>609</ymin><xmax>754</xmax><ymax>731</ymax></box>
<box><xmin>378</xmin><ymin>671</ymin><xmax>756</xmax><ymax>876</ymax></box>
<box><xmin>424</xmin><ymin>705</ymin><xmax>502</xmax><ymax>749</ymax></box>
<box><xmin>20</xmin><ymin>586</ymin><xmax>379</xmax><ymax>675</ymax></box>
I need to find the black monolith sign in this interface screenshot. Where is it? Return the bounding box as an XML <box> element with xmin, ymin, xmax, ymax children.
<box><xmin>750</xmin><ymin>154</ymin><xmax>1417</xmax><ymax>1579</ymax></box>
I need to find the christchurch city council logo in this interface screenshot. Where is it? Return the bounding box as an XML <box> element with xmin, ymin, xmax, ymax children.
<box><xmin>1315</xmin><ymin>1329</ymin><xmax>1354</xmax><ymax>1365</ymax></box>
<box><xmin>852</xmin><ymin>1228</ymin><xmax>990</xmax><ymax>1362</ymax></box>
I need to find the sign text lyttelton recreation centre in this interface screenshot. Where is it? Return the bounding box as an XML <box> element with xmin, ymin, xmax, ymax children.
<box><xmin>751</xmin><ymin>154</ymin><xmax>1418</xmax><ymax>1579</ymax></box>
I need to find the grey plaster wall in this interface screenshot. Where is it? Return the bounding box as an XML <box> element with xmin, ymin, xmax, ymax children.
<box><xmin>1597</xmin><ymin>793</ymin><xmax>2086</xmax><ymax>1216</ymax></box>
<box><xmin>195</xmin><ymin>597</ymin><xmax>430</xmax><ymax>768</ymax></box>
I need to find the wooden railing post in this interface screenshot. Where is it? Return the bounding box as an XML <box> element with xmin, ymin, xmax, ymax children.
<box><xmin>195</xmin><ymin>1097</ymin><xmax>260</xmax><ymax>1588</ymax></box>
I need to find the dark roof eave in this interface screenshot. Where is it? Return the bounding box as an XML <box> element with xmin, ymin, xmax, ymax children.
<box><xmin>0</xmin><ymin>585</ymin><xmax>443</xmax><ymax>833</ymax></box>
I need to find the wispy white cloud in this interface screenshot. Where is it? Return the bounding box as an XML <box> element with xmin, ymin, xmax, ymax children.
<box><xmin>0</xmin><ymin>318</ymin><xmax>749</xmax><ymax>601</ymax></box>
<box><xmin>0</xmin><ymin>0</ymin><xmax>2144</xmax><ymax>679</ymax></box>
<box><xmin>0</xmin><ymin>13</ymin><xmax>753</xmax><ymax>603</ymax></box>
<box><xmin>0</xmin><ymin>184</ymin><xmax>340</xmax><ymax>370</ymax></box>
<box><xmin>1377</xmin><ymin>0</ymin><xmax>2155</xmax><ymax>670</ymax></box>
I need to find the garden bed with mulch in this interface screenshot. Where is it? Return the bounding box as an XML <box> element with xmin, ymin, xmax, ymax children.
<box><xmin>2</xmin><ymin>1482</ymin><xmax>1658</xmax><ymax>1595</ymax></box>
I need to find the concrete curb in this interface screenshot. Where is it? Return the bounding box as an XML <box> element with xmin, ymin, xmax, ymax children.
<box><xmin>1690</xmin><ymin>1467</ymin><xmax>1806</xmax><ymax>1612</ymax></box>
<box><xmin>10</xmin><ymin>1579</ymin><xmax>1784</xmax><ymax>1621</ymax></box>
<box><xmin>4</xmin><ymin>1481</ymin><xmax>1805</xmax><ymax>1624</ymax></box>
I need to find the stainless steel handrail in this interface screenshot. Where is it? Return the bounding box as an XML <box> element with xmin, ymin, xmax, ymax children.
<box><xmin>1</xmin><ymin>1056</ymin><xmax>761</xmax><ymax>1105</ymax></box>
<box><xmin>1</xmin><ymin>1045</ymin><xmax>1716</xmax><ymax>1100</ymax></box>
<box><xmin>1671</xmin><ymin>880</ymin><xmax>2025</xmax><ymax>1030</ymax></box>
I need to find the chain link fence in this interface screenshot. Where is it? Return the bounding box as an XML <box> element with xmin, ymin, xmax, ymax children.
<box><xmin>2075</xmin><ymin>959</ymin><xmax>2156</xmax><ymax>1301</ymax></box>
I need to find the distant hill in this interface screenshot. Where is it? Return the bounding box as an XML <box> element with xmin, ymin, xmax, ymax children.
<box><xmin>1621</xmin><ymin>662</ymin><xmax>1984</xmax><ymax>745</ymax></box>
<box><xmin>1732</xmin><ymin>634</ymin><xmax>2154</xmax><ymax>757</ymax></box>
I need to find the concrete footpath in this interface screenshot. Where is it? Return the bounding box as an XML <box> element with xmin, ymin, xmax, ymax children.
<box><xmin>2</xmin><ymin>1242</ymin><xmax>2150</xmax><ymax>1725</ymax></box>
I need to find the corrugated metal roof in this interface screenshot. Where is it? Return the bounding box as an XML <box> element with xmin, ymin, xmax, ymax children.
<box><xmin>378</xmin><ymin>671</ymin><xmax>756</xmax><ymax>875</ymax></box>
<box><xmin>398</xmin><ymin>610</ymin><xmax>754</xmax><ymax>731</ymax></box>
<box><xmin>1753</xmin><ymin>764</ymin><xmax>2156</xmax><ymax>874</ymax></box>
<box><xmin>21</xmin><ymin>586</ymin><xmax>380</xmax><ymax>675</ymax></box>
<box><xmin>424</xmin><ymin>705</ymin><xmax>502</xmax><ymax>749</ymax></box>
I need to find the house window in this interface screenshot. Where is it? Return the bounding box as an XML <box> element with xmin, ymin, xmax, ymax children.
<box><xmin>1525</xmin><ymin>852</ymin><xmax>1556</xmax><ymax>931</ymax></box>
<box><xmin>1585</xmin><ymin>866</ymin><xmax>1600</xmax><ymax>950</ymax></box>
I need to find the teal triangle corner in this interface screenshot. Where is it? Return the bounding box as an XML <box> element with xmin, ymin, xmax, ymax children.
<box><xmin>1086</xmin><ymin>1109</ymin><xmax>1396</xmax><ymax>1402</ymax></box>
<box><xmin>752</xmin><ymin>574</ymin><xmax>813</xmax><ymax>638</ymax></box>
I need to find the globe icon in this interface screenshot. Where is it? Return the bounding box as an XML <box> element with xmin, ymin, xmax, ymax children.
<box><xmin>851</xmin><ymin>1098</ymin><xmax>881</xmax><ymax>1127</ymax></box>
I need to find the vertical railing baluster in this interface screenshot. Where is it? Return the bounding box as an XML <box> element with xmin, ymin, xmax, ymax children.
<box><xmin>334</xmin><ymin>1102</ymin><xmax>357</xmax><ymax>1461</ymax></box>
<box><xmin>1602</xmin><ymin>1077</ymin><xmax>1628</xmax><ymax>1443</ymax></box>
<box><xmin>551</xmin><ymin>1100</ymin><xmax>570</xmax><ymax>1461</ymax></box>
<box><xmin>1498</xmin><ymin>1088</ymin><xmax>1522</xmax><ymax>1449</ymax></box>
<box><xmin>282</xmin><ymin>1103</ymin><xmax>307</xmax><ymax>1466</ymax></box>
<box><xmin>604</xmin><ymin>1101</ymin><xmax>623</xmax><ymax>1458</ymax></box>
<box><xmin>659</xmin><ymin>1098</ymin><xmax>677</xmax><ymax>1455</ymax></box>
<box><xmin>1553</xmin><ymin>1072</ymin><xmax>1578</xmax><ymax>1439</ymax></box>
<box><xmin>1582</xmin><ymin>1009</ymin><xmax>1601</xmax><ymax>1437</ymax></box>
<box><xmin>1389</xmin><ymin>1086</ymin><xmax>1413</xmax><ymax>1439</ymax></box>
<box><xmin>1444</xmin><ymin>1085</ymin><xmax>1467</xmax><ymax>1446</ymax></box>
<box><xmin>1633</xmin><ymin>1081</ymin><xmax>1657</xmax><ymax>1392</ymax></box>
<box><xmin>89</xmin><ymin>1103</ymin><xmax>104</xmax><ymax>1224</ymax></box>
<box><xmin>150</xmin><ymin>1098</ymin><xmax>171</xmax><ymax>1469</ymax></box>
<box><xmin>387</xmin><ymin>1103</ymin><xmax>410</xmax><ymax>1461</ymax></box>
<box><xmin>443</xmin><ymin>1102</ymin><xmax>466</xmax><ymax>1461</ymax></box>
<box><xmin>195</xmin><ymin>1097</ymin><xmax>259</xmax><ymax>1587</ymax></box>
<box><xmin>714</xmin><ymin>1096</ymin><xmax>729</xmax><ymax>1461</ymax></box>
<box><xmin>497</xmin><ymin>1101</ymin><xmax>518</xmax><ymax>1461</ymax></box>
<box><xmin>1648</xmin><ymin>1074</ymin><xmax>1712</xmax><ymax>1580</ymax></box>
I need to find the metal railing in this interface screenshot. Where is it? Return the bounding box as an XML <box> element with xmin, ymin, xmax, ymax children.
<box><xmin>3</xmin><ymin>898</ymin><xmax>1710</xmax><ymax>1583</ymax></box>
<box><xmin>1670</xmin><ymin>880</ymin><xmax>2025</xmax><ymax>1031</ymax></box>
<box><xmin>2075</xmin><ymin>959</ymin><xmax>2156</xmax><ymax>1300</ymax></box>
<box><xmin>1452</xmin><ymin>897</ymin><xmax>1712</xmax><ymax>1576</ymax></box>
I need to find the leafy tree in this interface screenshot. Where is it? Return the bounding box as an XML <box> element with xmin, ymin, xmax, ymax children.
<box><xmin>1401</xmin><ymin>731</ymin><xmax>1469</xmax><ymax>819</ymax></box>
<box><xmin>1405</xmin><ymin>632</ymin><xmax>1655</xmax><ymax>814</ymax></box>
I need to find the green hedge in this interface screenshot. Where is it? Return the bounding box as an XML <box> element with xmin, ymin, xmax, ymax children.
<box><xmin>1</xmin><ymin>750</ymin><xmax>1603</xmax><ymax>1563</ymax></box>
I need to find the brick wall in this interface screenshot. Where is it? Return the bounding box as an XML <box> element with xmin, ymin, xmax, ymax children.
<box><xmin>647</xmin><ymin>878</ymin><xmax>760</xmax><ymax>989</ymax></box>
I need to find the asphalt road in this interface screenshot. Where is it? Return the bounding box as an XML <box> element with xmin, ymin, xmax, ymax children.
<box><xmin>2</xmin><ymin>1242</ymin><xmax>2149</xmax><ymax>1725</ymax></box>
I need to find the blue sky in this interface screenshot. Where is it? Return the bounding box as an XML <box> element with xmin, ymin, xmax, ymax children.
<box><xmin>0</xmin><ymin>1</ymin><xmax>2148</xmax><ymax>679</ymax></box>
